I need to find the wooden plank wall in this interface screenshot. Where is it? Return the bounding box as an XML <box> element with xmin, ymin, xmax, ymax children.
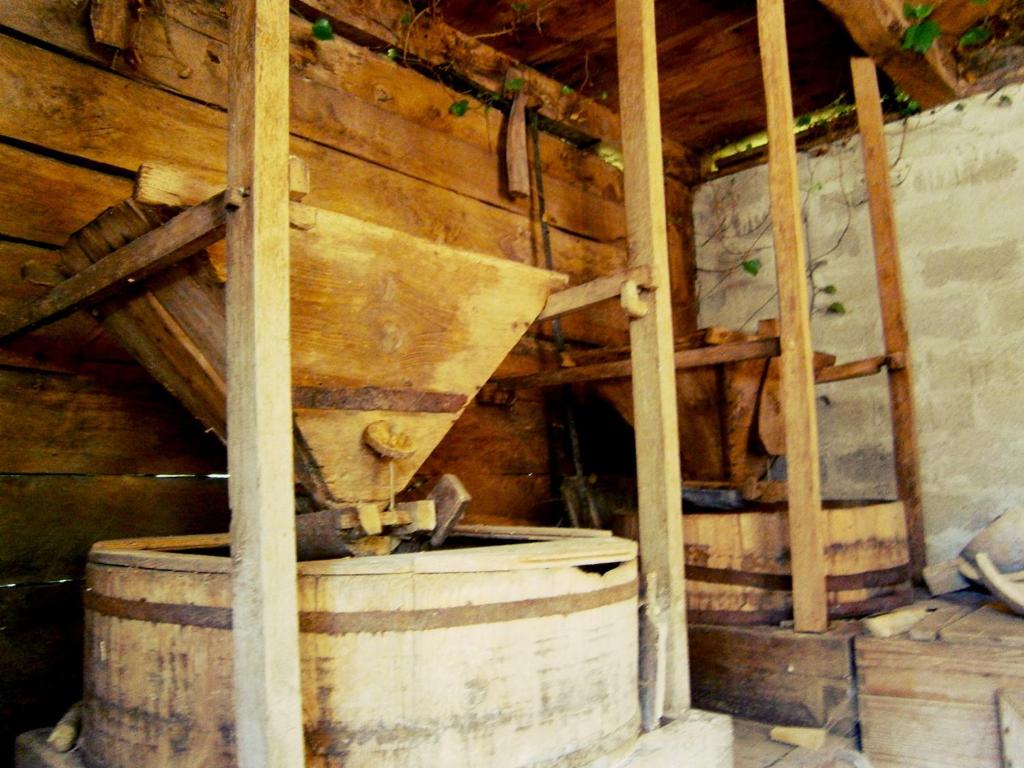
<box><xmin>0</xmin><ymin>1</ymin><xmax>697</xmax><ymax>759</ymax></box>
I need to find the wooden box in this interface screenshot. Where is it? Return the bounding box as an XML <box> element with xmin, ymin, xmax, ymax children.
<box><xmin>689</xmin><ymin>621</ymin><xmax>859</xmax><ymax>734</ymax></box>
<box><xmin>857</xmin><ymin>604</ymin><xmax>1024</xmax><ymax>767</ymax></box>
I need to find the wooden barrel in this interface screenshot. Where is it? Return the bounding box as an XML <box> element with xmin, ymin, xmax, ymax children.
<box><xmin>613</xmin><ymin>501</ymin><xmax>911</xmax><ymax>625</ymax></box>
<box><xmin>81</xmin><ymin>534</ymin><xmax>640</xmax><ymax>768</ymax></box>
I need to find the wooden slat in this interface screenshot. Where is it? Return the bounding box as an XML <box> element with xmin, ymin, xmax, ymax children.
<box><xmin>0</xmin><ymin>193</ymin><xmax>226</xmax><ymax>342</ymax></box>
<box><xmin>293</xmin><ymin>0</ymin><xmax>698</xmax><ymax>180</ymax></box>
<box><xmin>999</xmin><ymin>689</ymin><xmax>1024</xmax><ymax>768</ymax></box>
<box><xmin>491</xmin><ymin>338</ymin><xmax>781</xmax><ymax>390</ymax></box>
<box><xmin>0</xmin><ymin>14</ymin><xmax>626</xmax><ymax>247</ymax></box>
<box><xmin>0</xmin><ymin>26</ymin><xmax>629</xmax><ymax>347</ymax></box>
<box><xmin>0</xmin><ymin>366</ymin><xmax>224</xmax><ymax>475</ymax></box>
<box><xmin>615</xmin><ymin>0</ymin><xmax>690</xmax><ymax>718</ymax></box>
<box><xmin>851</xmin><ymin>57</ymin><xmax>926</xmax><ymax>579</ymax></box>
<box><xmin>537</xmin><ymin>265</ymin><xmax>653</xmax><ymax>322</ymax></box>
<box><xmin>814</xmin><ymin>356</ymin><xmax>887</xmax><ymax>384</ymax></box>
<box><xmin>757</xmin><ymin>0</ymin><xmax>828</xmax><ymax>632</ymax></box>
<box><xmin>226</xmin><ymin>0</ymin><xmax>304</xmax><ymax>764</ymax></box>
<box><xmin>860</xmin><ymin>695</ymin><xmax>1002</xmax><ymax>768</ymax></box>
<box><xmin>0</xmin><ymin>474</ymin><xmax>228</xmax><ymax>583</ymax></box>
<box><xmin>0</xmin><ymin>143</ymin><xmax>132</xmax><ymax>246</ymax></box>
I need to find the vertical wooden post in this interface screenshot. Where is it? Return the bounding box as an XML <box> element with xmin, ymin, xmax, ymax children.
<box><xmin>851</xmin><ymin>57</ymin><xmax>926</xmax><ymax>579</ymax></box>
<box><xmin>665</xmin><ymin>177</ymin><xmax>700</xmax><ymax>336</ymax></box>
<box><xmin>756</xmin><ymin>0</ymin><xmax>829</xmax><ymax>632</ymax></box>
<box><xmin>615</xmin><ymin>0</ymin><xmax>691</xmax><ymax>718</ymax></box>
<box><xmin>227</xmin><ymin>0</ymin><xmax>305</xmax><ymax>765</ymax></box>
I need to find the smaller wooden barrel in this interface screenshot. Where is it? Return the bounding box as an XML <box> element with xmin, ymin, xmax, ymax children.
<box><xmin>82</xmin><ymin>532</ymin><xmax>640</xmax><ymax>768</ymax></box>
<box><xmin>614</xmin><ymin>501</ymin><xmax>911</xmax><ymax>625</ymax></box>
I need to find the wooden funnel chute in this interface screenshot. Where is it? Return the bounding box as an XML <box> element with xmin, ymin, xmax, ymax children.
<box><xmin>34</xmin><ymin>164</ymin><xmax>566</xmax><ymax>511</ymax></box>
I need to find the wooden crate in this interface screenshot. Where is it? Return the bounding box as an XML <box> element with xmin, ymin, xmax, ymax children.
<box><xmin>689</xmin><ymin>621</ymin><xmax>859</xmax><ymax>735</ymax></box>
<box><xmin>857</xmin><ymin>604</ymin><xmax>1024</xmax><ymax>767</ymax></box>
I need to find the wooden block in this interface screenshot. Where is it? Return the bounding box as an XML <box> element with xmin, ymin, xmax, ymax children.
<box><xmin>923</xmin><ymin>559</ymin><xmax>970</xmax><ymax>596</ymax></box>
<box><xmin>999</xmin><ymin>689</ymin><xmax>1024</xmax><ymax>768</ymax></box>
<box><xmin>428</xmin><ymin>474</ymin><xmax>472</xmax><ymax>548</ymax></box>
<box><xmin>393</xmin><ymin>500</ymin><xmax>437</xmax><ymax>535</ymax></box>
<box><xmin>769</xmin><ymin>726</ymin><xmax>827</xmax><ymax>750</ymax></box>
<box><xmin>863</xmin><ymin>605</ymin><xmax>930</xmax><ymax>638</ymax></box>
<box><xmin>688</xmin><ymin>623</ymin><xmax>858</xmax><ymax>733</ymax></box>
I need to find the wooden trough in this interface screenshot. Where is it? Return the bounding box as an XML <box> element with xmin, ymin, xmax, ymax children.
<box><xmin>81</xmin><ymin>533</ymin><xmax>640</xmax><ymax>768</ymax></box>
<box><xmin>615</xmin><ymin>501</ymin><xmax>911</xmax><ymax>624</ymax></box>
<box><xmin>35</xmin><ymin>167</ymin><xmax>568</xmax><ymax>514</ymax></box>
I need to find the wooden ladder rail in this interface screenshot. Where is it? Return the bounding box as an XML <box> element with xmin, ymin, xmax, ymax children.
<box><xmin>851</xmin><ymin>57</ymin><xmax>927</xmax><ymax>580</ymax></box>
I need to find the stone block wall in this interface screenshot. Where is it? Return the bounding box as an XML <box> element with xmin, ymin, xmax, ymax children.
<box><xmin>694</xmin><ymin>84</ymin><xmax>1024</xmax><ymax>562</ymax></box>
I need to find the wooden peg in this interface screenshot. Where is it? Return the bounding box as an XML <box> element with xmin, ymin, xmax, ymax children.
<box><xmin>620</xmin><ymin>279</ymin><xmax>649</xmax><ymax>319</ymax></box>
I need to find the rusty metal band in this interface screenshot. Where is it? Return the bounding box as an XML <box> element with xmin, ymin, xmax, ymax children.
<box><xmin>85</xmin><ymin>580</ymin><xmax>637</xmax><ymax>633</ymax></box>
<box><xmin>684</xmin><ymin>563</ymin><xmax>911</xmax><ymax>592</ymax></box>
<box><xmin>292</xmin><ymin>385</ymin><xmax>467</xmax><ymax>414</ymax></box>
<box><xmin>687</xmin><ymin>585</ymin><xmax>914</xmax><ymax>627</ymax></box>
<box><xmin>300</xmin><ymin>579</ymin><xmax>638</xmax><ymax>634</ymax></box>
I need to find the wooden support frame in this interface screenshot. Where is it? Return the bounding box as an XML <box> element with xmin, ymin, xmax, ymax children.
<box><xmin>615</xmin><ymin>0</ymin><xmax>690</xmax><ymax>720</ymax></box>
<box><xmin>757</xmin><ymin>0</ymin><xmax>829</xmax><ymax>633</ymax></box>
<box><xmin>226</xmin><ymin>0</ymin><xmax>305</xmax><ymax>765</ymax></box>
<box><xmin>851</xmin><ymin>57</ymin><xmax>926</xmax><ymax>579</ymax></box>
<box><xmin>537</xmin><ymin>265</ymin><xmax>653</xmax><ymax>323</ymax></box>
<box><xmin>0</xmin><ymin>193</ymin><xmax>226</xmax><ymax>341</ymax></box>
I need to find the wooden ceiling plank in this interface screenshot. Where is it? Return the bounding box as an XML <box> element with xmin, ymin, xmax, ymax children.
<box><xmin>293</xmin><ymin>0</ymin><xmax>699</xmax><ymax>179</ymax></box>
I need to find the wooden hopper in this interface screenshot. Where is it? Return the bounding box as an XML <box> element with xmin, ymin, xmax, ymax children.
<box><xmin>48</xmin><ymin>165</ymin><xmax>567</xmax><ymax>511</ymax></box>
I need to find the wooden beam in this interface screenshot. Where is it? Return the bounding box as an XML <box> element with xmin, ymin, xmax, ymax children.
<box><xmin>851</xmin><ymin>57</ymin><xmax>926</xmax><ymax>581</ymax></box>
<box><xmin>818</xmin><ymin>0</ymin><xmax>960</xmax><ymax>108</ymax></box>
<box><xmin>537</xmin><ymin>265</ymin><xmax>653</xmax><ymax>323</ymax></box>
<box><xmin>226</xmin><ymin>0</ymin><xmax>304</xmax><ymax>765</ymax></box>
<box><xmin>294</xmin><ymin>0</ymin><xmax>698</xmax><ymax>182</ymax></box>
<box><xmin>491</xmin><ymin>338</ymin><xmax>780</xmax><ymax>390</ymax></box>
<box><xmin>814</xmin><ymin>355</ymin><xmax>887</xmax><ymax>384</ymax></box>
<box><xmin>0</xmin><ymin>194</ymin><xmax>225</xmax><ymax>341</ymax></box>
<box><xmin>615</xmin><ymin>0</ymin><xmax>690</xmax><ymax>720</ymax></box>
<box><xmin>757</xmin><ymin>0</ymin><xmax>829</xmax><ymax>633</ymax></box>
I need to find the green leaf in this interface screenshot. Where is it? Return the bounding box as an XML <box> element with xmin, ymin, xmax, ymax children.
<box><xmin>561</xmin><ymin>84</ymin><xmax>574</xmax><ymax>95</ymax></box>
<box><xmin>386</xmin><ymin>46</ymin><xmax>399</xmax><ymax>60</ymax></box>
<box><xmin>903</xmin><ymin>3</ymin><xmax>935</xmax><ymax>20</ymax></box>
<box><xmin>795</xmin><ymin>114</ymin><xmax>812</xmax><ymax>127</ymax></box>
<box><xmin>827</xmin><ymin>302</ymin><xmax>847</xmax><ymax>315</ymax></box>
<box><xmin>900</xmin><ymin>97</ymin><xmax>921</xmax><ymax>116</ymax></box>
<box><xmin>959</xmin><ymin>25</ymin><xmax>992</xmax><ymax>47</ymax></box>
<box><xmin>312</xmin><ymin>18</ymin><xmax>334</xmax><ymax>41</ymax></box>
<box><xmin>999</xmin><ymin>94</ymin><xmax>1013</xmax><ymax>107</ymax></box>
<box><xmin>741</xmin><ymin>258</ymin><xmax>762</xmax><ymax>277</ymax></box>
<box><xmin>903</xmin><ymin>19</ymin><xmax>942</xmax><ymax>53</ymax></box>
<box><xmin>400</xmin><ymin>10</ymin><xmax>413</xmax><ymax>25</ymax></box>
<box><xmin>823</xmin><ymin>284</ymin><xmax>838</xmax><ymax>295</ymax></box>
<box><xmin>449</xmin><ymin>99</ymin><xmax>470</xmax><ymax>117</ymax></box>
<box><xmin>954</xmin><ymin>102</ymin><xmax>966</xmax><ymax>111</ymax></box>
<box><xmin>505</xmin><ymin>76</ymin><xmax>526</xmax><ymax>92</ymax></box>
<box><xmin>511</xmin><ymin>1</ymin><xmax>529</xmax><ymax>13</ymax></box>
